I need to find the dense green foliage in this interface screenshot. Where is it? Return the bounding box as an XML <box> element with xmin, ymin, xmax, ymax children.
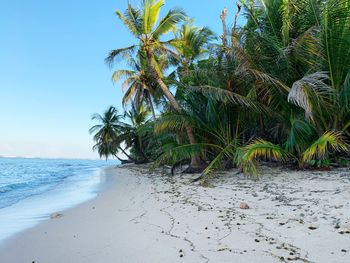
<box><xmin>91</xmin><ymin>0</ymin><xmax>350</xmax><ymax>176</ymax></box>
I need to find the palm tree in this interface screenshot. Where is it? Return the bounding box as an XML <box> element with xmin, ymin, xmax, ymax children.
<box><xmin>111</xmin><ymin>54</ymin><xmax>158</xmax><ymax>120</ymax></box>
<box><xmin>172</xmin><ymin>22</ymin><xmax>214</xmax><ymax>72</ymax></box>
<box><xmin>105</xmin><ymin>0</ymin><xmax>203</xmax><ymax>171</ymax></box>
<box><xmin>96</xmin><ymin>0</ymin><xmax>350</xmax><ymax>177</ymax></box>
<box><xmin>89</xmin><ymin>106</ymin><xmax>134</xmax><ymax>162</ymax></box>
<box><xmin>124</xmin><ymin>103</ymin><xmax>152</xmax><ymax>162</ymax></box>
<box><xmin>153</xmin><ymin>0</ymin><xmax>350</xmax><ymax>176</ymax></box>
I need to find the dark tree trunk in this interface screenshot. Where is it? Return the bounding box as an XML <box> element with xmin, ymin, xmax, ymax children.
<box><xmin>118</xmin><ymin>146</ymin><xmax>134</xmax><ymax>161</ymax></box>
<box><xmin>146</xmin><ymin>49</ymin><xmax>203</xmax><ymax>171</ymax></box>
<box><xmin>116</xmin><ymin>156</ymin><xmax>134</xmax><ymax>164</ymax></box>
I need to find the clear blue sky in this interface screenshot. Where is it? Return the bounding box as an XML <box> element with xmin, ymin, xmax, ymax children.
<box><xmin>0</xmin><ymin>0</ymin><xmax>240</xmax><ymax>159</ymax></box>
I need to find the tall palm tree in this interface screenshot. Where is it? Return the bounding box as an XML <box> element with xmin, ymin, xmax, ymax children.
<box><xmin>106</xmin><ymin>0</ymin><xmax>203</xmax><ymax>170</ymax></box>
<box><xmin>89</xmin><ymin>106</ymin><xmax>134</xmax><ymax>162</ymax></box>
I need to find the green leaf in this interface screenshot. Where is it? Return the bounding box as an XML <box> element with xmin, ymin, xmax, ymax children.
<box><xmin>301</xmin><ymin>130</ymin><xmax>349</xmax><ymax>164</ymax></box>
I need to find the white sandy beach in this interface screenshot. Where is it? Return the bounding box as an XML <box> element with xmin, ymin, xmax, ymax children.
<box><xmin>1</xmin><ymin>165</ymin><xmax>350</xmax><ymax>263</ymax></box>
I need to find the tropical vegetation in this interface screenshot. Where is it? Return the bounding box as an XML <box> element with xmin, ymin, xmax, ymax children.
<box><xmin>90</xmin><ymin>0</ymin><xmax>350</xmax><ymax>178</ymax></box>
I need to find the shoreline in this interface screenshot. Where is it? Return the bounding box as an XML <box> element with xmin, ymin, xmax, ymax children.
<box><xmin>0</xmin><ymin>165</ymin><xmax>349</xmax><ymax>262</ymax></box>
<box><xmin>0</xmin><ymin>165</ymin><xmax>112</xmax><ymax>243</ymax></box>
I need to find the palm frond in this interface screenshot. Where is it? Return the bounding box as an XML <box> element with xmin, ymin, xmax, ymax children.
<box><xmin>301</xmin><ymin>130</ymin><xmax>349</xmax><ymax>164</ymax></box>
<box><xmin>122</xmin><ymin>82</ymin><xmax>139</xmax><ymax>106</ymax></box>
<box><xmin>111</xmin><ymin>70</ymin><xmax>136</xmax><ymax>83</ymax></box>
<box><xmin>323</xmin><ymin>0</ymin><xmax>350</xmax><ymax>90</ymax></box>
<box><xmin>144</xmin><ymin>0</ymin><xmax>165</xmax><ymax>33</ymax></box>
<box><xmin>288</xmin><ymin>72</ymin><xmax>332</xmax><ymax>119</ymax></box>
<box><xmin>152</xmin><ymin>8</ymin><xmax>186</xmax><ymax>39</ymax></box>
<box><xmin>282</xmin><ymin>26</ymin><xmax>323</xmax><ymax>70</ymax></box>
<box><xmin>88</xmin><ymin>124</ymin><xmax>103</xmax><ymax>134</ymax></box>
<box><xmin>154</xmin><ymin>113</ymin><xmax>197</xmax><ymax>133</ymax></box>
<box><xmin>202</xmin><ymin>139</ymin><xmax>238</xmax><ymax>177</ymax></box>
<box><xmin>105</xmin><ymin>45</ymin><xmax>137</xmax><ymax>67</ymax></box>
<box><xmin>235</xmin><ymin>139</ymin><xmax>289</xmax><ymax>175</ymax></box>
<box><xmin>284</xmin><ymin>116</ymin><xmax>315</xmax><ymax>153</ymax></box>
<box><xmin>154</xmin><ymin>143</ymin><xmax>219</xmax><ymax>167</ymax></box>
<box><xmin>187</xmin><ymin>85</ymin><xmax>260</xmax><ymax>110</ymax></box>
<box><xmin>116</xmin><ymin>4</ymin><xmax>142</xmax><ymax>37</ymax></box>
<box><xmin>339</xmin><ymin>72</ymin><xmax>350</xmax><ymax>112</ymax></box>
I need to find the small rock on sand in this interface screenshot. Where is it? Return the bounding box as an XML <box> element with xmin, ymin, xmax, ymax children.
<box><xmin>239</xmin><ymin>202</ymin><xmax>250</xmax><ymax>209</ymax></box>
<box><xmin>50</xmin><ymin>213</ymin><xmax>63</xmax><ymax>219</ymax></box>
<box><xmin>308</xmin><ymin>225</ymin><xmax>317</xmax><ymax>230</ymax></box>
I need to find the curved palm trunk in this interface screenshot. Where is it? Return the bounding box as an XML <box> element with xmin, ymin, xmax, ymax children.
<box><xmin>118</xmin><ymin>146</ymin><xmax>134</xmax><ymax>161</ymax></box>
<box><xmin>115</xmin><ymin>155</ymin><xmax>134</xmax><ymax>164</ymax></box>
<box><xmin>146</xmin><ymin>50</ymin><xmax>202</xmax><ymax>170</ymax></box>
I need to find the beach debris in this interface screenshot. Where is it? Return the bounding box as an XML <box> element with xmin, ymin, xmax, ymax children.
<box><xmin>239</xmin><ymin>202</ymin><xmax>250</xmax><ymax>209</ymax></box>
<box><xmin>178</xmin><ymin>248</ymin><xmax>184</xmax><ymax>258</ymax></box>
<box><xmin>50</xmin><ymin>212</ymin><xmax>63</xmax><ymax>219</ymax></box>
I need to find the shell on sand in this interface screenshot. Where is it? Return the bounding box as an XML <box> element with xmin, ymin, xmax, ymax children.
<box><xmin>239</xmin><ymin>202</ymin><xmax>250</xmax><ymax>209</ymax></box>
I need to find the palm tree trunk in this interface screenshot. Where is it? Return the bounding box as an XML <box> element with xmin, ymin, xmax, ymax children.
<box><xmin>232</xmin><ymin>4</ymin><xmax>241</xmax><ymax>40</ymax></box>
<box><xmin>147</xmin><ymin>92</ymin><xmax>156</xmax><ymax>120</ymax></box>
<box><xmin>118</xmin><ymin>146</ymin><xmax>134</xmax><ymax>161</ymax></box>
<box><xmin>136</xmin><ymin>136</ymin><xmax>148</xmax><ymax>162</ymax></box>
<box><xmin>115</xmin><ymin>155</ymin><xmax>133</xmax><ymax>164</ymax></box>
<box><xmin>220</xmin><ymin>8</ymin><xmax>228</xmax><ymax>49</ymax></box>
<box><xmin>146</xmin><ymin>50</ymin><xmax>202</xmax><ymax>170</ymax></box>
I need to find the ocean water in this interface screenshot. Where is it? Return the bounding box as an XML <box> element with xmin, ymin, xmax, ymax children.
<box><xmin>0</xmin><ymin>157</ymin><xmax>116</xmax><ymax>242</ymax></box>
